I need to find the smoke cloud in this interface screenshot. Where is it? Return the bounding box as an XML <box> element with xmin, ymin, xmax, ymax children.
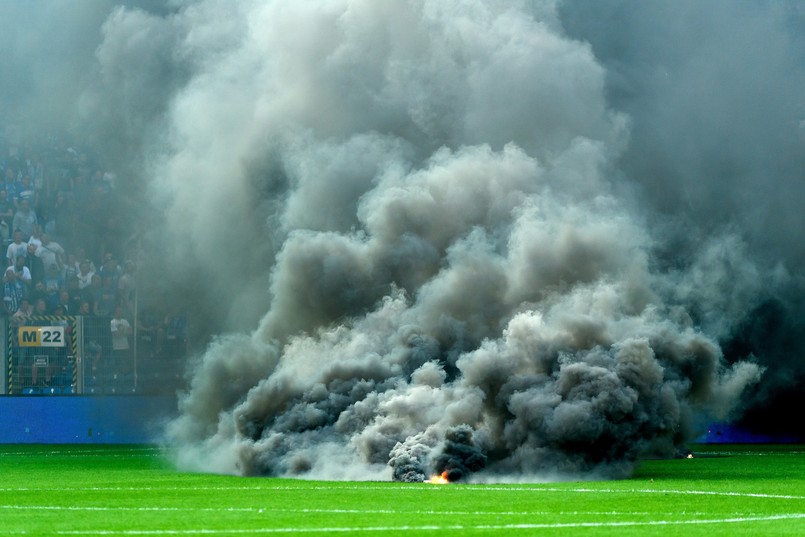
<box><xmin>3</xmin><ymin>0</ymin><xmax>802</xmax><ymax>480</ymax></box>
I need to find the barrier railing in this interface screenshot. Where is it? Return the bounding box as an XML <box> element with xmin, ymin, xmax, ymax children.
<box><xmin>2</xmin><ymin>316</ymin><xmax>186</xmax><ymax>395</ymax></box>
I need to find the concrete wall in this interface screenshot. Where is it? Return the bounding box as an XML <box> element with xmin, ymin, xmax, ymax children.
<box><xmin>0</xmin><ymin>395</ymin><xmax>176</xmax><ymax>443</ymax></box>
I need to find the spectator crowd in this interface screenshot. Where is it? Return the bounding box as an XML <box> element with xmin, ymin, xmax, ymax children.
<box><xmin>1</xmin><ymin>129</ymin><xmax>187</xmax><ymax>374</ymax></box>
<box><xmin>1</xmin><ymin>132</ymin><xmax>135</xmax><ymax>321</ymax></box>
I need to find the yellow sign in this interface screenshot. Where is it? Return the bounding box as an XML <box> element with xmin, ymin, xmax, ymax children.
<box><xmin>18</xmin><ymin>326</ymin><xmax>66</xmax><ymax>347</ymax></box>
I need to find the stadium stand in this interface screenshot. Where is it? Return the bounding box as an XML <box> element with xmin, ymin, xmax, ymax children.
<box><xmin>0</xmin><ymin>128</ymin><xmax>187</xmax><ymax>396</ymax></box>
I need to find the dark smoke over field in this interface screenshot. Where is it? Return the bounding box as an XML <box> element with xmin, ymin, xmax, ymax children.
<box><xmin>3</xmin><ymin>0</ymin><xmax>803</xmax><ymax>479</ymax></box>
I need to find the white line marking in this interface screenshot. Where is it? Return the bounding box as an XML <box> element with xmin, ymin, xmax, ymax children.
<box><xmin>0</xmin><ymin>447</ymin><xmax>161</xmax><ymax>458</ymax></box>
<box><xmin>1</xmin><ymin>485</ymin><xmax>801</xmax><ymax>500</ymax></box>
<box><xmin>0</xmin><ymin>505</ymin><xmax>721</xmax><ymax>516</ymax></box>
<box><xmin>465</xmin><ymin>487</ymin><xmax>805</xmax><ymax>500</ymax></box>
<box><xmin>697</xmin><ymin>451</ymin><xmax>805</xmax><ymax>456</ymax></box>
<box><xmin>37</xmin><ymin>513</ymin><xmax>805</xmax><ymax>534</ymax></box>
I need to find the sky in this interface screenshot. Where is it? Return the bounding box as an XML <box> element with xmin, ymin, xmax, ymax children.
<box><xmin>1</xmin><ymin>0</ymin><xmax>803</xmax><ymax>479</ymax></box>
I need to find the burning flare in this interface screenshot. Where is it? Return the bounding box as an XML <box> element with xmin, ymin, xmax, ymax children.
<box><xmin>428</xmin><ymin>471</ymin><xmax>451</xmax><ymax>485</ymax></box>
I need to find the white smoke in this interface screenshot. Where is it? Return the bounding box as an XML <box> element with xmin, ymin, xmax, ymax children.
<box><xmin>6</xmin><ymin>0</ymin><xmax>801</xmax><ymax>479</ymax></box>
<box><xmin>142</xmin><ymin>0</ymin><xmax>768</xmax><ymax>480</ymax></box>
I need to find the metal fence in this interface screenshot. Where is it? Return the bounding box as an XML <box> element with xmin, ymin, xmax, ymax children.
<box><xmin>2</xmin><ymin>316</ymin><xmax>187</xmax><ymax>395</ymax></box>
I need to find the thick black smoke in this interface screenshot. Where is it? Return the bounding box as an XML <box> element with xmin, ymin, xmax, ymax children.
<box><xmin>432</xmin><ymin>425</ymin><xmax>487</xmax><ymax>482</ymax></box>
<box><xmin>2</xmin><ymin>0</ymin><xmax>802</xmax><ymax>480</ymax></box>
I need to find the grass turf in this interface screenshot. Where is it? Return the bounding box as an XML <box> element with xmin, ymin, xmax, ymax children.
<box><xmin>0</xmin><ymin>444</ymin><xmax>802</xmax><ymax>536</ymax></box>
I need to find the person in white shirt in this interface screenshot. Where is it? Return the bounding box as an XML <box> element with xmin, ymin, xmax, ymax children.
<box><xmin>110</xmin><ymin>304</ymin><xmax>133</xmax><ymax>386</ymax></box>
<box><xmin>35</xmin><ymin>233</ymin><xmax>65</xmax><ymax>273</ymax></box>
<box><xmin>27</xmin><ymin>224</ymin><xmax>43</xmax><ymax>249</ymax></box>
<box><xmin>6</xmin><ymin>230</ymin><xmax>27</xmax><ymax>266</ymax></box>
<box><xmin>110</xmin><ymin>304</ymin><xmax>132</xmax><ymax>364</ymax></box>
<box><xmin>77</xmin><ymin>259</ymin><xmax>94</xmax><ymax>289</ymax></box>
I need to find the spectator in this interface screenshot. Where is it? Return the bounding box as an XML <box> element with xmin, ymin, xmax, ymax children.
<box><xmin>0</xmin><ymin>189</ymin><xmax>13</xmax><ymax>242</ymax></box>
<box><xmin>27</xmin><ymin>224</ymin><xmax>43</xmax><ymax>248</ymax></box>
<box><xmin>49</xmin><ymin>191</ymin><xmax>74</xmax><ymax>244</ymax></box>
<box><xmin>84</xmin><ymin>273</ymin><xmax>102</xmax><ymax>313</ymax></box>
<box><xmin>95</xmin><ymin>275</ymin><xmax>117</xmax><ymax>317</ymax></box>
<box><xmin>73</xmin><ymin>247</ymin><xmax>95</xmax><ymax>272</ymax></box>
<box><xmin>10</xmin><ymin>297</ymin><xmax>33</xmax><ymax>325</ymax></box>
<box><xmin>16</xmin><ymin>174</ymin><xmax>35</xmax><ymax>209</ymax></box>
<box><xmin>66</xmin><ymin>275</ymin><xmax>82</xmax><ymax>312</ymax></box>
<box><xmin>23</xmin><ymin>243</ymin><xmax>45</xmax><ymax>287</ymax></box>
<box><xmin>43</xmin><ymin>265</ymin><xmax>63</xmax><ymax>310</ymax></box>
<box><xmin>136</xmin><ymin>306</ymin><xmax>159</xmax><ymax>362</ymax></box>
<box><xmin>29</xmin><ymin>281</ymin><xmax>48</xmax><ymax>306</ymax></box>
<box><xmin>63</xmin><ymin>252</ymin><xmax>79</xmax><ymax>281</ymax></box>
<box><xmin>77</xmin><ymin>300</ymin><xmax>92</xmax><ymax>317</ymax></box>
<box><xmin>3</xmin><ymin>167</ymin><xmax>18</xmax><ymax>202</ymax></box>
<box><xmin>98</xmin><ymin>253</ymin><xmax>121</xmax><ymax>284</ymax></box>
<box><xmin>118</xmin><ymin>260</ymin><xmax>136</xmax><ymax>308</ymax></box>
<box><xmin>77</xmin><ymin>259</ymin><xmax>94</xmax><ymax>289</ymax></box>
<box><xmin>36</xmin><ymin>233</ymin><xmax>65</xmax><ymax>273</ymax></box>
<box><xmin>13</xmin><ymin>254</ymin><xmax>32</xmax><ymax>290</ymax></box>
<box><xmin>3</xmin><ymin>267</ymin><xmax>25</xmax><ymax>315</ymax></box>
<box><xmin>12</xmin><ymin>198</ymin><xmax>37</xmax><ymax>240</ymax></box>
<box><xmin>6</xmin><ymin>230</ymin><xmax>27</xmax><ymax>266</ymax></box>
<box><xmin>55</xmin><ymin>289</ymin><xmax>72</xmax><ymax>315</ymax></box>
<box><xmin>110</xmin><ymin>305</ymin><xmax>132</xmax><ymax>363</ymax></box>
<box><xmin>32</xmin><ymin>296</ymin><xmax>48</xmax><ymax>316</ymax></box>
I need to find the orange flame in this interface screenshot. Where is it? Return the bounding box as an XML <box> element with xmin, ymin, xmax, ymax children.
<box><xmin>428</xmin><ymin>470</ymin><xmax>450</xmax><ymax>484</ymax></box>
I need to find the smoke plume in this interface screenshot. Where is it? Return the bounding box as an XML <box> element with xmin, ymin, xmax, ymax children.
<box><xmin>3</xmin><ymin>0</ymin><xmax>803</xmax><ymax>480</ymax></box>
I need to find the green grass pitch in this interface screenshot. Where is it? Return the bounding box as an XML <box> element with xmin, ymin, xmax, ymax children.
<box><xmin>0</xmin><ymin>444</ymin><xmax>803</xmax><ymax>536</ymax></box>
